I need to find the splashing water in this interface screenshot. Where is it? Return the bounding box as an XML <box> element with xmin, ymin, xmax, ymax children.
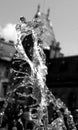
<box><xmin>0</xmin><ymin>7</ymin><xmax>76</xmax><ymax>130</ymax></box>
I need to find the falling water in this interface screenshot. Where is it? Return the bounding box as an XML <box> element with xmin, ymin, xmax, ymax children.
<box><xmin>0</xmin><ymin>6</ymin><xmax>76</xmax><ymax>130</ymax></box>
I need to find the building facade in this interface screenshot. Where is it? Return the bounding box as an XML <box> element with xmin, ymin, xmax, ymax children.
<box><xmin>0</xmin><ymin>38</ymin><xmax>16</xmax><ymax>98</ymax></box>
<box><xmin>0</xmin><ymin>36</ymin><xmax>78</xmax><ymax>110</ymax></box>
<box><xmin>47</xmin><ymin>56</ymin><xmax>78</xmax><ymax>110</ymax></box>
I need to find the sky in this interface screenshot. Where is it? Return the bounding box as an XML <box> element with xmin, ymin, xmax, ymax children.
<box><xmin>0</xmin><ymin>0</ymin><xmax>78</xmax><ymax>56</ymax></box>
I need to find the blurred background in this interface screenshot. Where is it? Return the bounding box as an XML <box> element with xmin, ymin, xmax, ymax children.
<box><xmin>0</xmin><ymin>0</ymin><xmax>78</xmax><ymax>128</ymax></box>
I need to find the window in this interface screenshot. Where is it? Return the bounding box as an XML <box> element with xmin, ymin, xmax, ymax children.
<box><xmin>2</xmin><ymin>82</ymin><xmax>9</xmax><ymax>96</ymax></box>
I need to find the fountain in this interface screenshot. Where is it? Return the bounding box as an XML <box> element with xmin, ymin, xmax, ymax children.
<box><xmin>0</xmin><ymin>5</ymin><xmax>76</xmax><ymax>130</ymax></box>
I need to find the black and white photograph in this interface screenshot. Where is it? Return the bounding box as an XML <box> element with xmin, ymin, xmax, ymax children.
<box><xmin>0</xmin><ymin>0</ymin><xmax>78</xmax><ymax>129</ymax></box>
